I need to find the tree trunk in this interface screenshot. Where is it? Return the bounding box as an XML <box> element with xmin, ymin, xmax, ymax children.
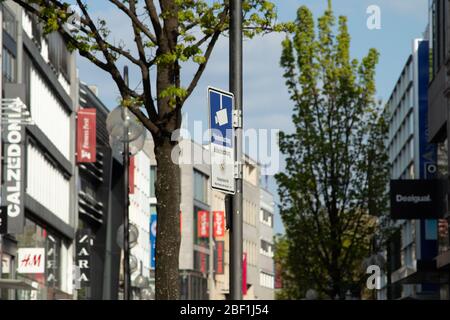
<box><xmin>154</xmin><ymin>136</ymin><xmax>181</xmax><ymax>300</ymax></box>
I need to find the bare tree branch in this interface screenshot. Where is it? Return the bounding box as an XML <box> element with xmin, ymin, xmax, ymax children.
<box><xmin>108</xmin><ymin>0</ymin><xmax>157</xmax><ymax>44</ymax></box>
<box><xmin>144</xmin><ymin>0</ymin><xmax>162</xmax><ymax>42</ymax></box>
<box><xmin>184</xmin><ymin>7</ymin><xmax>229</xmax><ymax>101</ymax></box>
<box><xmin>129</xmin><ymin>0</ymin><xmax>158</xmax><ymax>122</ymax></box>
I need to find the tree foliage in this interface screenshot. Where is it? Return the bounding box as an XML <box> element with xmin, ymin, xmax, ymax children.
<box><xmin>275</xmin><ymin>1</ymin><xmax>390</xmax><ymax>299</ymax></box>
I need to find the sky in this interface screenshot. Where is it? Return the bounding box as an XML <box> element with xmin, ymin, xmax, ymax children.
<box><xmin>76</xmin><ymin>0</ymin><xmax>430</xmax><ymax>234</ymax></box>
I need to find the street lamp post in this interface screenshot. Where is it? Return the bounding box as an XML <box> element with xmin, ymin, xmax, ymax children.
<box><xmin>106</xmin><ymin>66</ymin><xmax>145</xmax><ymax>300</ymax></box>
<box><xmin>122</xmin><ymin>106</ymin><xmax>131</xmax><ymax>300</ymax></box>
<box><xmin>229</xmin><ymin>0</ymin><xmax>243</xmax><ymax>300</ymax></box>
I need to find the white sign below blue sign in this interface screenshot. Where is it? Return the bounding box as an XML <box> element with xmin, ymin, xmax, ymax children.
<box><xmin>208</xmin><ymin>87</ymin><xmax>235</xmax><ymax>194</ymax></box>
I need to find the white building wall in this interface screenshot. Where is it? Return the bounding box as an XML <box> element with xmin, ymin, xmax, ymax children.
<box><xmin>26</xmin><ymin>143</ymin><xmax>70</xmax><ymax>224</ymax></box>
<box><xmin>21</xmin><ymin>10</ymin><xmax>32</xmax><ymax>38</ymax></box>
<box><xmin>30</xmin><ymin>66</ymin><xmax>71</xmax><ymax>159</ymax></box>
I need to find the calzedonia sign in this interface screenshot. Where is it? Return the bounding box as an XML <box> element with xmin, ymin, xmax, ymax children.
<box><xmin>1</xmin><ymin>111</ymin><xmax>26</xmax><ymax>234</ymax></box>
<box><xmin>390</xmin><ymin>179</ymin><xmax>446</xmax><ymax>219</ymax></box>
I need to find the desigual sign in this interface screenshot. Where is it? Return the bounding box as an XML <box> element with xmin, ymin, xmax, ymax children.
<box><xmin>390</xmin><ymin>179</ymin><xmax>446</xmax><ymax>219</ymax></box>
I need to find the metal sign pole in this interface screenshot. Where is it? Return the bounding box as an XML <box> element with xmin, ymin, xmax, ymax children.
<box><xmin>229</xmin><ymin>0</ymin><xmax>243</xmax><ymax>300</ymax></box>
<box><xmin>123</xmin><ymin>66</ymin><xmax>131</xmax><ymax>300</ymax></box>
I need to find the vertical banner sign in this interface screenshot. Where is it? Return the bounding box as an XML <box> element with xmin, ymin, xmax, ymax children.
<box><xmin>242</xmin><ymin>252</ymin><xmax>247</xmax><ymax>295</ymax></box>
<box><xmin>417</xmin><ymin>41</ymin><xmax>438</xmax><ymax>268</ymax></box>
<box><xmin>208</xmin><ymin>87</ymin><xmax>235</xmax><ymax>194</ymax></box>
<box><xmin>77</xmin><ymin>108</ymin><xmax>96</xmax><ymax>163</ymax></box>
<box><xmin>275</xmin><ymin>262</ymin><xmax>283</xmax><ymax>289</ymax></box>
<box><xmin>197</xmin><ymin>210</ymin><xmax>210</xmax><ymax>238</ymax></box>
<box><xmin>2</xmin><ymin>114</ymin><xmax>25</xmax><ymax>234</ymax></box>
<box><xmin>200</xmin><ymin>249</ymin><xmax>207</xmax><ymax>274</ymax></box>
<box><xmin>46</xmin><ymin>235</ymin><xmax>59</xmax><ymax>286</ymax></box>
<box><xmin>150</xmin><ymin>212</ymin><xmax>157</xmax><ymax>270</ymax></box>
<box><xmin>76</xmin><ymin>229</ymin><xmax>92</xmax><ymax>287</ymax></box>
<box><xmin>213</xmin><ymin>211</ymin><xmax>225</xmax><ymax>238</ymax></box>
<box><xmin>215</xmin><ymin>241</ymin><xmax>225</xmax><ymax>275</ymax></box>
<box><xmin>129</xmin><ymin>156</ymin><xmax>135</xmax><ymax>194</ymax></box>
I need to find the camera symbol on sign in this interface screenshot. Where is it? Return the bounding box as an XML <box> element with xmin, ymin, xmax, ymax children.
<box><xmin>215</xmin><ymin>108</ymin><xmax>228</xmax><ymax>126</ymax></box>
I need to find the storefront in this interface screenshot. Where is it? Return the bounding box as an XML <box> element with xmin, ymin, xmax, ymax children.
<box><xmin>0</xmin><ymin>217</ymin><xmax>72</xmax><ymax>300</ymax></box>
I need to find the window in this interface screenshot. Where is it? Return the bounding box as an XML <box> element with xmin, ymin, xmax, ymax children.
<box><xmin>150</xmin><ymin>166</ymin><xmax>156</xmax><ymax>198</ymax></box>
<box><xmin>194</xmin><ymin>170</ymin><xmax>208</xmax><ymax>203</ymax></box>
<box><xmin>30</xmin><ymin>12</ymin><xmax>42</xmax><ymax>47</ymax></box>
<box><xmin>259</xmin><ymin>272</ymin><xmax>274</xmax><ymax>289</ymax></box>
<box><xmin>15</xmin><ymin>218</ymin><xmax>63</xmax><ymax>299</ymax></box>
<box><xmin>260</xmin><ymin>209</ymin><xmax>273</xmax><ymax>227</ymax></box>
<box><xmin>260</xmin><ymin>239</ymin><xmax>274</xmax><ymax>258</ymax></box>
<box><xmin>2</xmin><ymin>5</ymin><xmax>16</xmax><ymax>39</ymax></box>
<box><xmin>194</xmin><ymin>248</ymin><xmax>209</xmax><ymax>275</ymax></box>
<box><xmin>47</xmin><ymin>32</ymin><xmax>71</xmax><ymax>81</ymax></box>
<box><xmin>2</xmin><ymin>48</ymin><xmax>15</xmax><ymax>82</ymax></box>
<box><xmin>23</xmin><ymin>52</ymin><xmax>32</xmax><ymax>107</ymax></box>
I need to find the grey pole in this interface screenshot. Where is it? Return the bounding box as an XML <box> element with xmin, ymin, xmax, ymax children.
<box><xmin>229</xmin><ymin>0</ymin><xmax>243</xmax><ymax>300</ymax></box>
<box><xmin>123</xmin><ymin>66</ymin><xmax>131</xmax><ymax>300</ymax></box>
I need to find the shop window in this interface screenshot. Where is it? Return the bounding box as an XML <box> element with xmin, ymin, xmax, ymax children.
<box><xmin>2</xmin><ymin>47</ymin><xmax>16</xmax><ymax>83</ymax></box>
<box><xmin>14</xmin><ymin>218</ymin><xmax>63</xmax><ymax>299</ymax></box>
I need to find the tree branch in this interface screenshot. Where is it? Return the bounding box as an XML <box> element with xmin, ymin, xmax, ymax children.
<box><xmin>144</xmin><ymin>0</ymin><xmax>162</xmax><ymax>41</ymax></box>
<box><xmin>108</xmin><ymin>0</ymin><xmax>158</xmax><ymax>44</ymax></box>
<box><xmin>129</xmin><ymin>0</ymin><xmax>159</xmax><ymax>123</ymax></box>
<box><xmin>183</xmin><ymin>5</ymin><xmax>229</xmax><ymax>101</ymax></box>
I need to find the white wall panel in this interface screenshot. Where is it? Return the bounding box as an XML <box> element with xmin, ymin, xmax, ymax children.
<box><xmin>27</xmin><ymin>144</ymin><xmax>70</xmax><ymax>224</ymax></box>
<box><xmin>41</xmin><ymin>40</ymin><xmax>49</xmax><ymax>63</ymax></box>
<box><xmin>30</xmin><ymin>66</ymin><xmax>71</xmax><ymax>159</ymax></box>
<box><xmin>58</xmin><ymin>73</ymin><xmax>71</xmax><ymax>96</ymax></box>
<box><xmin>22</xmin><ymin>11</ymin><xmax>32</xmax><ymax>38</ymax></box>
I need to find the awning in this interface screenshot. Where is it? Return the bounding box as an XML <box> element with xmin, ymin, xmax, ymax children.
<box><xmin>0</xmin><ymin>279</ymin><xmax>38</xmax><ymax>290</ymax></box>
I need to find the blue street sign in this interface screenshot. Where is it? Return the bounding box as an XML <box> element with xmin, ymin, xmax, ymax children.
<box><xmin>150</xmin><ymin>212</ymin><xmax>157</xmax><ymax>270</ymax></box>
<box><xmin>209</xmin><ymin>88</ymin><xmax>233</xmax><ymax>148</ymax></box>
<box><xmin>208</xmin><ymin>87</ymin><xmax>235</xmax><ymax>194</ymax></box>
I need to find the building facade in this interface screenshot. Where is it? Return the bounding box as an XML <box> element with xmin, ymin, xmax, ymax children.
<box><xmin>381</xmin><ymin>38</ymin><xmax>440</xmax><ymax>300</ymax></box>
<box><xmin>76</xmin><ymin>83</ymin><xmax>126</xmax><ymax>300</ymax></box>
<box><xmin>427</xmin><ymin>0</ymin><xmax>450</xmax><ymax>300</ymax></box>
<box><xmin>258</xmin><ymin>188</ymin><xmax>275</xmax><ymax>300</ymax></box>
<box><xmin>0</xmin><ymin>0</ymin><xmax>77</xmax><ymax>300</ymax></box>
<box><xmin>169</xmin><ymin>139</ymin><xmax>275</xmax><ymax>300</ymax></box>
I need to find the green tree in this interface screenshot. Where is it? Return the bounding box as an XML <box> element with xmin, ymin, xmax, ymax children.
<box><xmin>10</xmin><ymin>0</ymin><xmax>292</xmax><ymax>299</ymax></box>
<box><xmin>276</xmin><ymin>1</ymin><xmax>389</xmax><ymax>299</ymax></box>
